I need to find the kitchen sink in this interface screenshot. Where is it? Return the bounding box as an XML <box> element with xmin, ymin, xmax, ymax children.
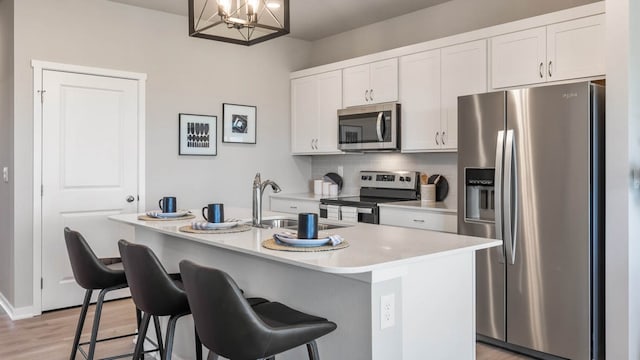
<box><xmin>260</xmin><ymin>218</ymin><xmax>350</xmax><ymax>230</ymax></box>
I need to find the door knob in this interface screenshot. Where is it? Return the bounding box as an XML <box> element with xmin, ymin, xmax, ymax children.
<box><xmin>126</xmin><ymin>195</ymin><xmax>135</xmax><ymax>203</ymax></box>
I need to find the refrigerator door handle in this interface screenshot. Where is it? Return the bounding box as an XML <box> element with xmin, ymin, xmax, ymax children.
<box><xmin>494</xmin><ymin>130</ymin><xmax>505</xmax><ymax>263</ymax></box>
<box><xmin>504</xmin><ymin>129</ymin><xmax>518</xmax><ymax>265</ymax></box>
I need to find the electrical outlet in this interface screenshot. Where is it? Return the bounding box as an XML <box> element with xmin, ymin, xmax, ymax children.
<box><xmin>2</xmin><ymin>167</ymin><xmax>7</xmax><ymax>183</ymax></box>
<box><xmin>337</xmin><ymin>166</ymin><xmax>344</xmax><ymax>177</ymax></box>
<box><xmin>380</xmin><ymin>293</ymin><xmax>395</xmax><ymax>329</ymax></box>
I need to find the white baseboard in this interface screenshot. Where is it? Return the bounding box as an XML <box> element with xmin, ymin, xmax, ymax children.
<box><xmin>0</xmin><ymin>291</ymin><xmax>36</xmax><ymax>320</ymax></box>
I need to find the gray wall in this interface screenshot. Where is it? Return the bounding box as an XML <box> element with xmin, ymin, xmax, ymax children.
<box><xmin>10</xmin><ymin>0</ymin><xmax>312</xmax><ymax>308</ymax></box>
<box><xmin>0</xmin><ymin>0</ymin><xmax>14</xmax><ymax>305</ymax></box>
<box><xmin>308</xmin><ymin>0</ymin><xmax>600</xmax><ymax>66</ymax></box>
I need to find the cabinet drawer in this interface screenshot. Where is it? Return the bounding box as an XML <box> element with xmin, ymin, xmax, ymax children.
<box><xmin>380</xmin><ymin>207</ymin><xmax>457</xmax><ymax>233</ymax></box>
<box><xmin>270</xmin><ymin>198</ymin><xmax>320</xmax><ymax>215</ymax></box>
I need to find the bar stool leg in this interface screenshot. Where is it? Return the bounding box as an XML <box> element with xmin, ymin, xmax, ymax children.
<box><xmin>87</xmin><ymin>288</ymin><xmax>109</xmax><ymax>360</ymax></box>
<box><xmin>306</xmin><ymin>340</ymin><xmax>320</xmax><ymax>360</ymax></box>
<box><xmin>152</xmin><ymin>315</ymin><xmax>165</xmax><ymax>359</ymax></box>
<box><xmin>133</xmin><ymin>312</ymin><xmax>151</xmax><ymax>359</ymax></box>
<box><xmin>163</xmin><ymin>315</ymin><xmax>181</xmax><ymax>360</ymax></box>
<box><xmin>69</xmin><ymin>289</ymin><xmax>93</xmax><ymax>360</ymax></box>
<box><xmin>195</xmin><ymin>326</ymin><xmax>203</xmax><ymax>360</ymax></box>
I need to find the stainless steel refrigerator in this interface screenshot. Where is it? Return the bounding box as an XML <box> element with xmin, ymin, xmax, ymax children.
<box><xmin>457</xmin><ymin>81</ymin><xmax>604</xmax><ymax>360</ymax></box>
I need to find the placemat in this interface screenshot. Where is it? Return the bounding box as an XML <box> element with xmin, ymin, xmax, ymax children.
<box><xmin>178</xmin><ymin>224</ymin><xmax>253</xmax><ymax>234</ymax></box>
<box><xmin>138</xmin><ymin>214</ymin><xmax>196</xmax><ymax>221</ymax></box>
<box><xmin>261</xmin><ymin>238</ymin><xmax>350</xmax><ymax>252</ymax></box>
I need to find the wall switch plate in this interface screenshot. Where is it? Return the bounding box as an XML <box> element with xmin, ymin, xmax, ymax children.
<box><xmin>380</xmin><ymin>293</ymin><xmax>395</xmax><ymax>329</ymax></box>
<box><xmin>2</xmin><ymin>167</ymin><xmax>7</xmax><ymax>183</ymax></box>
<box><xmin>337</xmin><ymin>166</ymin><xmax>344</xmax><ymax>177</ymax></box>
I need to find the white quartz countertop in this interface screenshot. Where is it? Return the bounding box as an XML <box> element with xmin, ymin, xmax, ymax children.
<box><xmin>109</xmin><ymin>207</ymin><xmax>499</xmax><ymax>275</ymax></box>
<box><xmin>379</xmin><ymin>200</ymin><xmax>457</xmax><ymax>214</ymax></box>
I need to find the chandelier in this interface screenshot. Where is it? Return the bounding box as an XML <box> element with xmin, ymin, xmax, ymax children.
<box><xmin>189</xmin><ymin>0</ymin><xmax>290</xmax><ymax>46</ymax></box>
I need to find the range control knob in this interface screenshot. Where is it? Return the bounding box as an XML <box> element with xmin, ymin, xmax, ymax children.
<box><xmin>399</xmin><ymin>177</ymin><xmax>405</xmax><ymax>182</ymax></box>
<box><xmin>361</xmin><ymin>175</ymin><xmax>367</xmax><ymax>180</ymax></box>
<box><xmin>405</xmin><ymin>176</ymin><xmax>412</xmax><ymax>182</ymax></box>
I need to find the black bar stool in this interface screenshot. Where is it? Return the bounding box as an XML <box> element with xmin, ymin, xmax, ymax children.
<box><xmin>179</xmin><ymin>260</ymin><xmax>338</xmax><ymax>360</ymax></box>
<box><xmin>64</xmin><ymin>227</ymin><xmax>163</xmax><ymax>360</ymax></box>
<box><xmin>117</xmin><ymin>240</ymin><xmax>205</xmax><ymax>360</ymax></box>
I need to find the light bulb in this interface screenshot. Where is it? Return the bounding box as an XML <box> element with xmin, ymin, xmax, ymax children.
<box><xmin>218</xmin><ymin>0</ymin><xmax>231</xmax><ymax>15</ymax></box>
<box><xmin>247</xmin><ymin>0</ymin><xmax>259</xmax><ymax>15</ymax></box>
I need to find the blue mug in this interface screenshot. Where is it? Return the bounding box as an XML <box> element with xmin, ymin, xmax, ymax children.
<box><xmin>202</xmin><ymin>203</ymin><xmax>224</xmax><ymax>223</ymax></box>
<box><xmin>158</xmin><ymin>196</ymin><xmax>177</xmax><ymax>213</ymax></box>
<box><xmin>297</xmin><ymin>213</ymin><xmax>318</xmax><ymax>239</ymax></box>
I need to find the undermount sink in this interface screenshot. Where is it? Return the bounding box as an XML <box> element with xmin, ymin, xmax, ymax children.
<box><xmin>260</xmin><ymin>218</ymin><xmax>351</xmax><ymax>231</ymax></box>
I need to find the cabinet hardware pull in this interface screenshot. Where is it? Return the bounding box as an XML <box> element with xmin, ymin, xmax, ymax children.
<box><xmin>365</xmin><ymin>89</ymin><xmax>369</xmax><ymax>102</ymax></box>
<box><xmin>370</xmin><ymin>89</ymin><xmax>374</xmax><ymax>101</ymax></box>
<box><xmin>290</xmin><ymin>206</ymin><xmax>298</xmax><ymax>209</ymax></box>
<box><xmin>435</xmin><ymin>131</ymin><xmax>440</xmax><ymax>145</ymax></box>
<box><xmin>413</xmin><ymin>219</ymin><xmax>425</xmax><ymax>223</ymax></box>
<box><xmin>442</xmin><ymin>131</ymin><xmax>446</xmax><ymax>145</ymax></box>
<box><xmin>539</xmin><ymin>62</ymin><xmax>544</xmax><ymax>78</ymax></box>
<box><xmin>548</xmin><ymin>61</ymin><xmax>552</xmax><ymax>77</ymax></box>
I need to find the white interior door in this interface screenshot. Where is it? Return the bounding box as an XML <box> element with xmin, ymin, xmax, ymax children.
<box><xmin>41</xmin><ymin>70</ymin><xmax>140</xmax><ymax>311</ymax></box>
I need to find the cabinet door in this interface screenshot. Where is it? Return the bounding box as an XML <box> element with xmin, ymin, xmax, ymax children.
<box><xmin>343</xmin><ymin>64</ymin><xmax>370</xmax><ymax>107</ymax></box>
<box><xmin>370</xmin><ymin>58</ymin><xmax>399</xmax><ymax>104</ymax></box>
<box><xmin>491</xmin><ymin>27</ymin><xmax>547</xmax><ymax>89</ymax></box>
<box><xmin>271</xmin><ymin>198</ymin><xmax>320</xmax><ymax>214</ymax></box>
<box><xmin>441</xmin><ymin>40</ymin><xmax>487</xmax><ymax>150</ymax></box>
<box><xmin>399</xmin><ymin>50</ymin><xmax>441</xmax><ymax>151</ymax></box>
<box><xmin>315</xmin><ymin>70</ymin><xmax>343</xmax><ymax>154</ymax></box>
<box><xmin>546</xmin><ymin>14</ymin><xmax>605</xmax><ymax>81</ymax></box>
<box><xmin>291</xmin><ymin>76</ymin><xmax>318</xmax><ymax>154</ymax></box>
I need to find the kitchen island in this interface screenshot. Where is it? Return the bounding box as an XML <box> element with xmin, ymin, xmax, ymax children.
<box><xmin>110</xmin><ymin>208</ymin><xmax>500</xmax><ymax>360</ymax></box>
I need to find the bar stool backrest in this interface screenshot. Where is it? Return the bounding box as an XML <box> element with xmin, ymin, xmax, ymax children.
<box><xmin>118</xmin><ymin>240</ymin><xmax>188</xmax><ymax>316</ymax></box>
<box><xmin>180</xmin><ymin>260</ymin><xmax>274</xmax><ymax>359</ymax></box>
<box><xmin>64</xmin><ymin>227</ymin><xmax>119</xmax><ymax>290</ymax></box>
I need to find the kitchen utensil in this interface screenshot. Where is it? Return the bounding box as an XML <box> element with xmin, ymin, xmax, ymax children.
<box><xmin>420</xmin><ymin>173</ymin><xmax>428</xmax><ymax>185</ymax></box>
<box><xmin>428</xmin><ymin>174</ymin><xmax>449</xmax><ymax>201</ymax></box>
<box><xmin>323</xmin><ymin>172</ymin><xmax>343</xmax><ymax>192</ymax></box>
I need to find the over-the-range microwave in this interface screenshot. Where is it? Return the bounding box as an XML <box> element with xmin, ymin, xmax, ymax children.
<box><xmin>337</xmin><ymin>102</ymin><xmax>400</xmax><ymax>152</ymax></box>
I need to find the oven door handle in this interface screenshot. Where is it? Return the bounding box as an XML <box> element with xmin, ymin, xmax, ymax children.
<box><xmin>319</xmin><ymin>204</ymin><xmax>373</xmax><ymax>214</ymax></box>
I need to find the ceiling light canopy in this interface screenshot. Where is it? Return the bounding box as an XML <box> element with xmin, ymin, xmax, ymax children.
<box><xmin>189</xmin><ymin>0</ymin><xmax>290</xmax><ymax>46</ymax></box>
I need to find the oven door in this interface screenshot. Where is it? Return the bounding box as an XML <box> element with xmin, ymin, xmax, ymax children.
<box><xmin>319</xmin><ymin>204</ymin><xmax>379</xmax><ymax>224</ymax></box>
<box><xmin>338</xmin><ymin>103</ymin><xmax>399</xmax><ymax>151</ymax></box>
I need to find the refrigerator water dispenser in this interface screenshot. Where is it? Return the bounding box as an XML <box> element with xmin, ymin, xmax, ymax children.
<box><xmin>465</xmin><ymin>168</ymin><xmax>495</xmax><ymax>222</ymax></box>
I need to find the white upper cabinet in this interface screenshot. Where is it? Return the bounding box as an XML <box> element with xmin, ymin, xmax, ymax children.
<box><xmin>291</xmin><ymin>70</ymin><xmax>343</xmax><ymax>155</ymax></box>
<box><xmin>491</xmin><ymin>27</ymin><xmax>547</xmax><ymax>88</ymax></box>
<box><xmin>441</xmin><ymin>40</ymin><xmax>488</xmax><ymax>150</ymax></box>
<box><xmin>546</xmin><ymin>14</ymin><xmax>605</xmax><ymax>81</ymax></box>
<box><xmin>343</xmin><ymin>58</ymin><xmax>398</xmax><ymax>107</ymax></box>
<box><xmin>399</xmin><ymin>49</ymin><xmax>442</xmax><ymax>152</ymax></box>
<box><xmin>491</xmin><ymin>14</ymin><xmax>605</xmax><ymax>89</ymax></box>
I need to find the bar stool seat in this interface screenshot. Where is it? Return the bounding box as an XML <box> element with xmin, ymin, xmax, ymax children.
<box><xmin>179</xmin><ymin>260</ymin><xmax>337</xmax><ymax>360</ymax></box>
<box><xmin>64</xmin><ymin>227</ymin><xmax>163</xmax><ymax>360</ymax></box>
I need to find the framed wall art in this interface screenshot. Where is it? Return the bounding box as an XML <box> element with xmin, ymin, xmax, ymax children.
<box><xmin>222</xmin><ymin>103</ymin><xmax>257</xmax><ymax>144</ymax></box>
<box><xmin>179</xmin><ymin>113</ymin><xmax>217</xmax><ymax>156</ymax></box>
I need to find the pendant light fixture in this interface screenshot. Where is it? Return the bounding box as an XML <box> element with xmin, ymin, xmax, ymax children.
<box><xmin>189</xmin><ymin>0</ymin><xmax>290</xmax><ymax>46</ymax></box>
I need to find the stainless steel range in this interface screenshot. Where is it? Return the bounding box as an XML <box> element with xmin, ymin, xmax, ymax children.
<box><xmin>319</xmin><ymin>170</ymin><xmax>420</xmax><ymax>224</ymax></box>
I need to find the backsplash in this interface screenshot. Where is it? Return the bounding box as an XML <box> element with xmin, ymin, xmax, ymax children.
<box><xmin>311</xmin><ymin>152</ymin><xmax>458</xmax><ymax>208</ymax></box>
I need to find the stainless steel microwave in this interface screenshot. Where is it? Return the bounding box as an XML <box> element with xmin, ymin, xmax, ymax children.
<box><xmin>337</xmin><ymin>102</ymin><xmax>400</xmax><ymax>152</ymax></box>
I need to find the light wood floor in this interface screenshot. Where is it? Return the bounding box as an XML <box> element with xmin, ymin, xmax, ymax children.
<box><xmin>0</xmin><ymin>298</ymin><xmax>534</xmax><ymax>359</ymax></box>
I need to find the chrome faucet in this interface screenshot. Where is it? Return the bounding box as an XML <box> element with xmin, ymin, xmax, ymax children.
<box><xmin>252</xmin><ymin>172</ymin><xmax>282</xmax><ymax>227</ymax></box>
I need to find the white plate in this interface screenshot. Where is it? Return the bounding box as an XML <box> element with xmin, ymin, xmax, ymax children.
<box><xmin>148</xmin><ymin>210</ymin><xmax>191</xmax><ymax>218</ymax></box>
<box><xmin>274</xmin><ymin>234</ymin><xmax>331</xmax><ymax>247</ymax></box>
<box><xmin>197</xmin><ymin>221</ymin><xmax>240</xmax><ymax>230</ymax></box>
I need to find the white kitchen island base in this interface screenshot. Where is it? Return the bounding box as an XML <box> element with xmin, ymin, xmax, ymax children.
<box><xmin>112</xmin><ymin>210</ymin><xmax>498</xmax><ymax>360</ymax></box>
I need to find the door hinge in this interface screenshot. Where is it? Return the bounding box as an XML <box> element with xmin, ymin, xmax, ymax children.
<box><xmin>40</xmin><ymin>278</ymin><xmax>43</xmax><ymax>289</ymax></box>
<box><xmin>37</xmin><ymin>89</ymin><xmax>46</xmax><ymax>104</ymax></box>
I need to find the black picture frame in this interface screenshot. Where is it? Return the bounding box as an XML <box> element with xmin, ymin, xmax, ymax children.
<box><xmin>222</xmin><ymin>103</ymin><xmax>257</xmax><ymax>144</ymax></box>
<box><xmin>179</xmin><ymin>113</ymin><xmax>217</xmax><ymax>156</ymax></box>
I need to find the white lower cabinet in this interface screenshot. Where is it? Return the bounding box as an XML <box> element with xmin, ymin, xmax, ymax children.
<box><xmin>270</xmin><ymin>197</ymin><xmax>320</xmax><ymax>215</ymax></box>
<box><xmin>380</xmin><ymin>206</ymin><xmax>457</xmax><ymax>233</ymax></box>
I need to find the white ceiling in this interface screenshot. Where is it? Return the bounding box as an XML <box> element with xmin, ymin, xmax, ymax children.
<box><xmin>108</xmin><ymin>0</ymin><xmax>451</xmax><ymax>41</ymax></box>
